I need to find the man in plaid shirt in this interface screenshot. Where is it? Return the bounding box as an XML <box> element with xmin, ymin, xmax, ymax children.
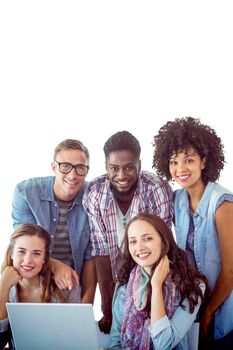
<box><xmin>83</xmin><ymin>131</ymin><xmax>173</xmax><ymax>333</ymax></box>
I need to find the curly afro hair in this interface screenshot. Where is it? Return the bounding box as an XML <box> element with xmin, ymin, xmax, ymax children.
<box><xmin>152</xmin><ymin>116</ymin><xmax>225</xmax><ymax>183</ymax></box>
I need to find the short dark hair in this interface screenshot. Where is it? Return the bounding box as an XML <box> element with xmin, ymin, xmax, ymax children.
<box><xmin>53</xmin><ymin>139</ymin><xmax>90</xmax><ymax>163</ymax></box>
<box><xmin>103</xmin><ymin>131</ymin><xmax>141</xmax><ymax>158</ymax></box>
<box><xmin>152</xmin><ymin>116</ymin><xmax>225</xmax><ymax>183</ymax></box>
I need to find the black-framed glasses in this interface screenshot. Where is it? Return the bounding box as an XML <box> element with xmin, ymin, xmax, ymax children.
<box><xmin>55</xmin><ymin>161</ymin><xmax>89</xmax><ymax>176</ymax></box>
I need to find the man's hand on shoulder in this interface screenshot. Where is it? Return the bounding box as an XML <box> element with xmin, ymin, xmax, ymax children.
<box><xmin>50</xmin><ymin>258</ymin><xmax>79</xmax><ymax>290</ymax></box>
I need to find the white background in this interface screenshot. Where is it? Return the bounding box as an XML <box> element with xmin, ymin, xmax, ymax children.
<box><xmin>1</xmin><ymin>1</ymin><xmax>233</xmax><ymax>318</ymax></box>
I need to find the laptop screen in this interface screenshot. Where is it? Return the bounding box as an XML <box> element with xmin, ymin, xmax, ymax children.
<box><xmin>6</xmin><ymin>303</ymin><xmax>103</xmax><ymax>350</ymax></box>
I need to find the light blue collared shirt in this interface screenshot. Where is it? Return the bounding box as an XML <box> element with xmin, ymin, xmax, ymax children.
<box><xmin>110</xmin><ymin>283</ymin><xmax>204</xmax><ymax>350</ymax></box>
<box><xmin>173</xmin><ymin>181</ymin><xmax>233</xmax><ymax>339</ymax></box>
<box><xmin>12</xmin><ymin>176</ymin><xmax>92</xmax><ymax>276</ymax></box>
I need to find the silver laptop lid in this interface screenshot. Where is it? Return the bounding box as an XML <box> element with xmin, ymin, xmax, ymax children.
<box><xmin>6</xmin><ymin>303</ymin><xmax>101</xmax><ymax>350</ymax></box>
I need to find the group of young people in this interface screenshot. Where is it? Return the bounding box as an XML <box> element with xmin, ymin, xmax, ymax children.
<box><xmin>0</xmin><ymin>116</ymin><xmax>233</xmax><ymax>350</ymax></box>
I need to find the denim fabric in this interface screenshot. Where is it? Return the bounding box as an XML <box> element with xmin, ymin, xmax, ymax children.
<box><xmin>215</xmin><ymin>329</ymin><xmax>233</xmax><ymax>350</ymax></box>
<box><xmin>110</xmin><ymin>283</ymin><xmax>204</xmax><ymax>350</ymax></box>
<box><xmin>12</xmin><ymin>176</ymin><xmax>92</xmax><ymax>276</ymax></box>
<box><xmin>173</xmin><ymin>182</ymin><xmax>233</xmax><ymax>340</ymax></box>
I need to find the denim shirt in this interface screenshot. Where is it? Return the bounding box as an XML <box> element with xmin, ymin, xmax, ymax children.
<box><xmin>110</xmin><ymin>283</ymin><xmax>204</xmax><ymax>350</ymax></box>
<box><xmin>173</xmin><ymin>181</ymin><xmax>233</xmax><ymax>339</ymax></box>
<box><xmin>12</xmin><ymin>176</ymin><xmax>92</xmax><ymax>276</ymax></box>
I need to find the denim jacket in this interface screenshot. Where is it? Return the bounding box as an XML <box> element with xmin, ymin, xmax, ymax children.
<box><xmin>12</xmin><ymin>176</ymin><xmax>92</xmax><ymax>276</ymax></box>
<box><xmin>173</xmin><ymin>181</ymin><xmax>233</xmax><ymax>339</ymax></box>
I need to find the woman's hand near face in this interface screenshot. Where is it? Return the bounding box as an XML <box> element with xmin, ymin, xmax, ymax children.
<box><xmin>151</xmin><ymin>255</ymin><xmax>170</xmax><ymax>289</ymax></box>
<box><xmin>150</xmin><ymin>256</ymin><xmax>170</xmax><ymax>324</ymax></box>
<box><xmin>0</xmin><ymin>267</ymin><xmax>22</xmax><ymax>320</ymax></box>
<box><xmin>1</xmin><ymin>266</ymin><xmax>22</xmax><ymax>290</ymax></box>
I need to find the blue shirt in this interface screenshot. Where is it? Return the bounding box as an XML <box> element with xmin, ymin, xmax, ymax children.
<box><xmin>173</xmin><ymin>181</ymin><xmax>233</xmax><ymax>339</ymax></box>
<box><xmin>12</xmin><ymin>176</ymin><xmax>92</xmax><ymax>276</ymax></box>
<box><xmin>110</xmin><ymin>283</ymin><xmax>204</xmax><ymax>350</ymax></box>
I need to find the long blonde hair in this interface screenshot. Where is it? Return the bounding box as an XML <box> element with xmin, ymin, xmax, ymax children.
<box><xmin>2</xmin><ymin>223</ymin><xmax>65</xmax><ymax>302</ymax></box>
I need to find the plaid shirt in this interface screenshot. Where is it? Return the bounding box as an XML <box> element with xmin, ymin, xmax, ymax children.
<box><xmin>83</xmin><ymin>171</ymin><xmax>173</xmax><ymax>279</ymax></box>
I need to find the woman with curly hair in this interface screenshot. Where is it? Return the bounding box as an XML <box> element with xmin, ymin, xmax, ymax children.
<box><xmin>153</xmin><ymin>116</ymin><xmax>233</xmax><ymax>349</ymax></box>
<box><xmin>109</xmin><ymin>213</ymin><xmax>208</xmax><ymax>350</ymax></box>
<box><xmin>0</xmin><ymin>223</ymin><xmax>81</xmax><ymax>349</ymax></box>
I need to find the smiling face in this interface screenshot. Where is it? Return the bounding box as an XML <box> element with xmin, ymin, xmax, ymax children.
<box><xmin>106</xmin><ymin>150</ymin><xmax>141</xmax><ymax>196</ymax></box>
<box><xmin>169</xmin><ymin>147</ymin><xmax>206</xmax><ymax>190</ymax></box>
<box><xmin>11</xmin><ymin>235</ymin><xmax>46</xmax><ymax>279</ymax></box>
<box><xmin>52</xmin><ymin>148</ymin><xmax>89</xmax><ymax>201</ymax></box>
<box><xmin>128</xmin><ymin>219</ymin><xmax>163</xmax><ymax>274</ymax></box>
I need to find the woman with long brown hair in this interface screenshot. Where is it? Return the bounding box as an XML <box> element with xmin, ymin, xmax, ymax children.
<box><xmin>109</xmin><ymin>213</ymin><xmax>209</xmax><ymax>350</ymax></box>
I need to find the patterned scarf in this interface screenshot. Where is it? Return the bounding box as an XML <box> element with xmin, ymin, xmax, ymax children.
<box><xmin>121</xmin><ymin>265</ymin><xmax>178</xmax><ymax>350</ymax></box>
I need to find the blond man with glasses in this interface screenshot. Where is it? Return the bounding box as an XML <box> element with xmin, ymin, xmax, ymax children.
<box><xmin>12</xmin><ymin>139</ymin><xmax>96</xmax><ymax>304</ymax></box>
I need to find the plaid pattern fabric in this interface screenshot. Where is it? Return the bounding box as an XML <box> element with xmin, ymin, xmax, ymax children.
<box><xmin>83</xmin><ymin>171</ymin><xmax>173</xmax><ymax>279</ymax></box>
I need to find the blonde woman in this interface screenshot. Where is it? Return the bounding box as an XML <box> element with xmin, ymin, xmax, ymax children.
<box><xmin>0</xmin><ymin>223</ymin><xmax>80</xmax><ymax>349</ymax></box>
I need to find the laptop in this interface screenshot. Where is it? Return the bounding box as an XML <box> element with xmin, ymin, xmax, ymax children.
<box><xmin>6</xmin><ymin>303</ymin><xmax>109</xmax><ymax>350</ymax></box>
